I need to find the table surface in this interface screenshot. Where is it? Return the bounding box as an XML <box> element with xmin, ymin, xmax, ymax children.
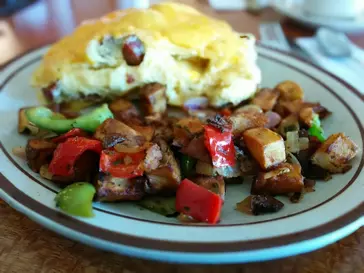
<box><xmin>0</xmin><ymin>1</ymin><xmax>363</xmax><ymax>272</ymax></box>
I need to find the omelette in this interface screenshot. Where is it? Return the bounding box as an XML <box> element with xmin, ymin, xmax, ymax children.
<box><xmin>32</xmin><ymin>2</ymin><xmax>261</xmax><ymax>107</ymax></box>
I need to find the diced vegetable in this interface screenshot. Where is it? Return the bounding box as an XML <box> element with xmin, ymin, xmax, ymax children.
<box><xmin>265</xmin><ymin>111</ymin><xmax>281</xmax><ymax>129</ymax></box>
<box><xmin>18</xmin><ymin>107</ymin><xmax>44</xmax><ymax>135</ymax></box>
<box><xmin>140</xmin><ymin>83</ymin><xmax>167</xmax><ymax>115</ymax></box>
<box><xmin>94</xmin><ymin>118</ymin><xmax>146</xmax><ymax>151</ymax></box>
<box><xmin>252</xmin><ymin>88</ymin><xmax>280</xmax><ymax>111</ymax></box>
<box><xmin>299</xmin><ymin>107</ymin><xmax>315</xmax><ymax>127</ymax></box>
<box><xmin>195</xmin><ymin>160</ymin><xmax>216</xmax><ymax>176</ymax></box>
<box><xmin>180</xmin><ymin>135</ymin><xmax>211</xmax><ymax>163</ymax></box>
<box><xmin>96</xmin><ymin>174</ymin><xmax>146</xmax><ymax>201</ymax></box>
<box><xmin>108</xmin><ymin>98</ymin><xmax>142</xmax><ymax>125</ymax></box>
<box><xmin>193</xmin><ymin>175</ymin><xmax>225</xmax><ymax>200</ymax></box>
<box><xmin>26</xmin><ymin>139</ymin><xmax>57</xmax><ymax>173</ymax></box>
<box><xmin>145</xmin><ymin>139</ymin><xmax>181</xmax><ymax>195</ymax></box>
<box><xmin>275</xmin><ymin>81</ymin><xmax>304</xmax><ymax>101</ymax></box>
<box><xmin>236</xmin><ymin>195</ymin><xmax>284</xmax><ymax>215</ymax></box>
<box><xmin>52</xmin><ymin>128</ymin><xmax>89</xmax><ymax>143</ymax></box>
<box><xmin>26</xmin><ymin>107</ymin><xmax>74</xmax><ymax>134</ymax></box>
<box><xmin>311</xmin><ymin>133</ymin><xmax>358</xmax><ymax>173</ymax></box>
<box><xmin>229</xmin><ymin>111</ymin><xmax>268</xmax><ymax>135</ymax></box>
<box><xmin>138</xmin><ymin>196</ymin><xmax>177</xmax><ymax>216</ymax></box>
<box><xmin>99</xmin><ymin>150</ymin><xmax>145</xmax><ymax>179</ymax></box>
<box><xmin>285</xmin><ymin>131</ymin><xmax>300</xmax><ymax>153</ymax></box>
<box><xmin>204</xmin><ymin>124</ymin><xmax>236</xmax><ymax>168</ymax></box>
<box><xmin>243</xmin><ymin>128</ymin><xmax>286</xmax><ymax>170</ymax></box>
<box><xmin>48</xmin><ymin>137</ymin><xmax>102</xmax><ymax>177</ymax></box>
<box><xmin>180</xmin><ymin>154</ymin><xmax>197</xmax><ymax>178</ymax></box>
<box><xmin>308</xmin><ymin>114</ymin><xmax>325</xmax><ymax>142</ymax></box>
<box><xmin>278</xmin><ymin>114</ymin><xmax>300</xmax><ymax>137</ymax></box>
<box><xmin>250</xmin><ymin>195</ymin><xmax>284</xmax><ymax>215</ymax></box>
<box><xmin>55</xmin><ymin>182</ymin><xmax>96</xmax><ymax>218</ymax></box>
<box><xmin>26</xmin><ymin>104</ymin><xmax>113</xmax><ymax>133</ymax></box>
<box><xmin>72</xmin><ymin>104</ymin><xmax>114</xmax><ymax>132</ymax></box>
<box><xmin>252</xmin><ymin>163</ymin><xmax>304</xmax><ymax>195</ymax></box>
<box><xmin>234</xmin><ymin>104</ymin><xmax>263</xmax><ymax>114</ymax></box>
<box><xmin>143</xmin><ymin>144</ymin><xmax>163</xmax><ymax>172</ymax></box>
<box><xmin>175</xmin><ymin>179</ymin><xmax>223</xmax><ymax>224</ymax></box>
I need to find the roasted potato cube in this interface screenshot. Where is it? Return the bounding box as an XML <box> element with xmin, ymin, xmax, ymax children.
<box><xmin>94</xmin><ymin>118</ymin><xmax>146</xmax><ymax>149</ymax></box>
<box><xmin>128</xmin><ymin>124</ymin><xmax>155</xmax><ymax>142</ymax></box>
<box><xmin>140</xmin><ymin>83</ymin><xmax>167</xmax><ymax>115</ymax></box>
<box><xmin>96</xmin><ymin>174</ymin><xmax>146</xmax><ymax>202</ymax></box>
<box><xmin>243</xmin><ymin>128</ymin><xmax>286</xmax><ymax>170</ymax></box>
<box><xmin>176</xmin><ymin>117</ymin><xmax>204</xmax><ymax>135</ymax></box>
<box><xmin>275</xmin><ymin>81</ymin><xmax>304</xmax><ymax>101</ymax></box>
<box><xmin>252</xmin><ymin>88</ymin><xmax>280</xmax><ymax>111</ymax></box>
<box><xmin>194</xmin><ymin>175</ymin><xmax>225</xmax><ymax>200</ymax></box>
<box><xmin>252</xmin><ymin>163</ymin><xmax>304</xmax><ymax>195</ymax></box>
<box><xmin>312</xmin><ymin>133</ymin><xmax>359</xmax><ymax>173</ymax></box>
<box><xmin>234</xmin><ymin>104</ymin><xmax>263</xmax><ymax>114</ymax></box>
<box><xmin>144</xmin><ymin>143</ymin><xmax>163</xmax><ymax>172</ymax></box>
<box><xmin>229</xmin><ymin>111</ymin><xmax>268</xmax><ymax>135</ymax></box>
<box><xmin>108</xmin><ymin>98</ymin><xmax>142</xmax><ymax>125</ymax></box>
<box><xmin>145</xmin><ymin>139</ymin><xmax>181</xmax><ymax>194</ymax></box>
<box><xmin>26</xmin><ymin>139</ymin><xmax>57</xmax><ymax>173</ymax></box>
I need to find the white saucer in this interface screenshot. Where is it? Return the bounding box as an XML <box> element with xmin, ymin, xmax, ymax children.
<box><xmin>272</xmin><ymin>0</ymin><xmax>364</xmax><ymax>33</ymax></box>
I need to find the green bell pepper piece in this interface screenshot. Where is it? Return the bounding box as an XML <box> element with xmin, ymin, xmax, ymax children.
<box><xmin>26</xmin><ymin>103</ymin><xmax>113</xmax><ymax>133</ymax></box>
<box><xmin>308</xmin><ymin>114</ymin><xmax>326</xmax><ymax>142</ymax></box>
<box><xmin>72</xmin><ymin>103</ymin><xmax>113</xmax><ymax>132</ymax></box>
<box><xmin>138</xmin><ymin>196</ymin><xmax>177</xmax><ymax>217</ymax></box>
<box><xmin>55</xmin><ymin>182</ymin><xmax>96</xmax><ymax>218</ymax></box>
<box><xmin>180</xmin><ymin>154</ymin><xmax>197</xmax><ymax>179</ymax></box>
<box><xmin>26</xmin><ymin>107</ymin><xmax>74</xmax><ymax>134</ymax></box>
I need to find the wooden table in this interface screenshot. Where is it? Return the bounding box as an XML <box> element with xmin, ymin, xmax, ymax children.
<box><xmin>0</xmin><ymin>1</ymin><xmax>363</xmax><ymax>272</ymax></box>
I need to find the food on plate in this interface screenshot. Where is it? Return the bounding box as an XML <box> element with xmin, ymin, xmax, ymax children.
<box><xmin>55</xmin><ymin>182</ymin><xmax>96</xmax><ymax>217</ymax></box>
<box><xmin>16</xmin><ymin>78</ymin><xmax>360</xmax><ymax>224</ymax></box>
<box><xmin>14</xmin><ymin>3</ymin><xmax>359</xmax><ymax>224</ymax></box>
<box><xmin>31</xmin><ymin>2</ymin><xmax>260</xmax><ymax>108</ymax></box>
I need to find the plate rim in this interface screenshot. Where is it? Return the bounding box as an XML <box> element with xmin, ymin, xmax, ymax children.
<box><xmin>0</xmin><ymin>44</ymin><xmax>363</xmax><ymax>260</ymax></box>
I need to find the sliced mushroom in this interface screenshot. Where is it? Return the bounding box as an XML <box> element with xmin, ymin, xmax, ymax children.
<box><xmin>26</xmin><ymin>139</ymin><xmax>57</xmax><ymax>173</ymax></box>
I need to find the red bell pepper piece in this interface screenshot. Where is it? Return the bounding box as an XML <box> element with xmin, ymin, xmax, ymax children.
<box><xmin>176</xmin><ymin>179</ymin><xmax>222</xmax><ymax>224</ymax></box>
<box><xmin>49</xmin><ymin>137</ymin><xmax>102</xmax><ymax>176</ymax></box>
<box><xmin>99</xmin><ymin>150</ymin><xmax>145</xmax><ymax>178</ymax></box>
<box><xmin>52</xmin><ymin>128</ymin><xmax>89</xmax><ymax>143</ymax></box>
<box><xmin>204</xmin><ymin>125</ymin><xmax>236</xmax><ymax>168</ymax></box>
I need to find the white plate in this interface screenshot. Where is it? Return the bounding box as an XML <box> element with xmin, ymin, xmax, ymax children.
<box><xmin>0</xmin><ymin>44</ymin><xmax>363</xmax><ymax>264</ymax></box>
<box><xmin>273</xmin><ymin>0</ymin><xmax>364</xmax><ymax>33</ymax></box>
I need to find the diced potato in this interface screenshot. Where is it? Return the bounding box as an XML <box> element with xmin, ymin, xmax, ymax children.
<box><xmin>194</xmin><ymin>175</ymin><xmax>225</xmax><ymax>200</ymax></box>
<box><xmin>145</xmin><ymin>139</ymin><xmax>181</xmax><ymax>194</ymax></box>
<box><xmin>140</xmin><ymin>83</ymin><xmax>167</xmax><ymax>115</ymax></box>
<box><xmin>94</xmin><ymin>118</ymin><xmax>146</xmax><ymax>150</ymax></box>
<box><xmin>108</xmin><ymin>98</ymin><xmax>142</xmax><ymax>125</ymax></box>
<box><xmin>299</xmin><ymin>107</ymin><xmax>315</xmax><ymax>127</ymax></box>
<box><xmin>175</xmin><ymin>117</ymin><xmax>204</xmax><ymax>135</ymax></box>
<box><xmin>252</xmin><ymin>88</ymin><xmax>280</xmax><ymax>111</ymax></box>
<box><xmin>274</xmin><ymin>99</ymin><xmax>303</xmax><ymax>117</ymax></box>
<box><xmin>243</xmin><ymin>128</ymin><xmax>286</xmax><ymax>170</ymax></box>
<box><xmin>229</xmin><ymin>111</ymin><xmax>268</xmax><ymax>135</ymax></box>
<box><xmin>275</xmin><ymin>81</ymin><xmax>304</xmax><ymax>101</ymax></box>
<box><xmin>312</xmin><ymin>133</ymin><xmax>359</xmax><ymax>173</ymax></box>
<box><xmin>96</xmin><ymin>174</ymin><xmax>145</xmax><ymax>202</ymax></box>
<box><xmin>252</xmin><ymin>163</ymin><xmax>304</xmax><ymax>195</ymax></box>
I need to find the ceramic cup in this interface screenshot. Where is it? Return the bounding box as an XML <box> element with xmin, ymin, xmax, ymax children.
<box><xmin>303</xmin><ymin>0</ymin><xmax>364</xmax><ymax>18</ymax></box>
